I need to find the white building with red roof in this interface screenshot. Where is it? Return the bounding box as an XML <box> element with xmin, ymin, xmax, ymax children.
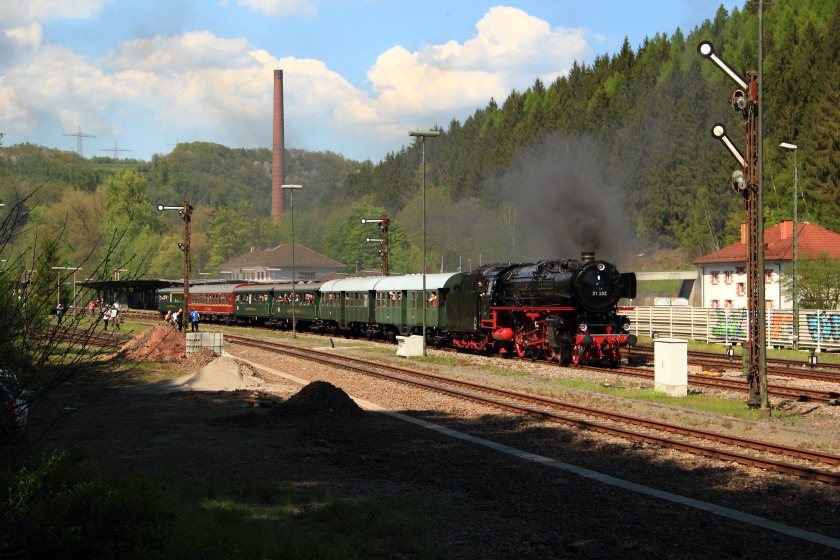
<box><xmin>692</xmin><ymin>220</ymin><xmax>840</xmax><ymax>309</ymax></box>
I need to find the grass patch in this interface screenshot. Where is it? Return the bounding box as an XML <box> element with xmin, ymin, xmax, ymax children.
<box><xmin>550</xmin><ymin>376</ymin><xmax>801</xmax><ymax>422</ymax></box>
<box><xmin>2</xmin><ymin>451</ymin><xmax>444</xmax><ymax>560</ymax></box>
<box><xmin>486</xmin><ymin>367</ymin><xmax>529</xmax><ymax>378</ymax></box>
<box><xmin>117</xmin><ymin>360</ymin><xmax>183</xmax><ymax>385</ymax></box>
<box><xmin>637</xmin><ymin>279</ymin><xmax>682</xmax><ymax>295</ymax></box>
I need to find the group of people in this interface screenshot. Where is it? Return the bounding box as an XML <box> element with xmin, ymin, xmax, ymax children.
<box><xmin>164</xmin><ymin>308</ymin><xmax>200</xmax><ymax>332</ymax></box>
<box><xmin>55</xmin><ymin>300</ymin><xmax>121</xmax><ymax>330</ymax></box>
<box><xmin>87</xmin><ymin>298</ymin><xmax>111</xmax><ymax>318</ymax></box>
<box><xmin>102</xmin><ymin>305</ymin><xmax>120</xmax><ymax>331</ymax></box>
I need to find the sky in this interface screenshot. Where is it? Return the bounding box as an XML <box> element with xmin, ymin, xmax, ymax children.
<box><xmin>0</xmin><ymin>0</ymin><xmax>745</xmax><ymax>163</ymax></box>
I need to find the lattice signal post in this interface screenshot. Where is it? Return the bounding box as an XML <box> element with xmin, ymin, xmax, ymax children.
<box><xmin>157</xmin><ymin>201</ymin><xmax>193</xmax><ymax>334</ymax></box>
<box><xmin>698</xmin><ymin>41</ymin><xmax>768</xmax><ymax>411</ymax></box>
<box><xmin>361</xmin><ymin>216</ymin><xmax>389</xmax><ymax>276</ymax></box>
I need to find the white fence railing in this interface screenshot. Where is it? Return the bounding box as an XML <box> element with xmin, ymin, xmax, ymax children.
<box><xmin>624</xmin><ymin>307</ymin><xmax>840</xmax><ymax>351</ymax></box>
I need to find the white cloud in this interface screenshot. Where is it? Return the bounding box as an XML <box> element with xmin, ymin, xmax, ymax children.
<box><xmin>0</xmin><ymin>4</ymin><xmax>596</xmax><ymax>160</ymax></box>
<box><xmin>104</xmin><ymin>31</ymin><xmax>256</xmax><ymax>72</ymax></box>
<box><xmin>1</xmin><ymin>0</ymin><xmax>108</xmax><ymax>27</ymax></box>
<box><xmin>5</xmin><ymin>22</ymin><xmax>42</xmax><ymax>51</ymax></box>
<box><xmin>235</xmin><ymin>0</ymin><xmax>318</xmax><ymax>18</ymax></box>
<box><xmin>334</xmin><ymin>6</ymin><xmax>592</xmax><ymax>144</ymax></box>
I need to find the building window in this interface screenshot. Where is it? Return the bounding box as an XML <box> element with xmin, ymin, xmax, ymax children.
<box><xmin>766</xmin><ymin>300</ymin><xmax>775</xmax><ymax>309</ymax></box>
<box><xmin>724</xmin><ymin>300</ymin><xmax>734</xmax><ymax>308</ymax></box>
<box><xmin>301</xmin><ymin>272</ymin><xmax>316</xmax><ymax>280</ymax></box>
<box><xmin>735</xmin><ymin>283</ymin><xmax>746</xmax><ymax>296</ymax></box>
<box><xmin>710</xmin><ymin>271</ymin><xmax>720</xmax><ymax>285</ymax></box>
<box><xmin>710</xmin><ymin>299</ymin><xmax>720</xmax><ymax>308</ymax></box>
<box><xmin>735</xmin><ymin>266</ymin><xmax>746</xmax><ymax>275</ymax></box>
<box><xmin>724</xmin><ymin>270</ymin><xmax>733</xmax><ymax>285</ymax></box>
<box><xmin>764</xmin><ymin>269</ymin><xmax>774</xmax><ymax>284</ymax></box>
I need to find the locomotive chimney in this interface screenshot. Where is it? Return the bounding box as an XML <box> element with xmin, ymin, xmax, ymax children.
<box><xmin>271</xmin><ymin>69</ymin><xmax>285</xmax><ymax>222</ymax></box>
<box><xmin>581</xmin><ymin>251</ymin><xmax>595</xmax><ymax>262</ymax></box>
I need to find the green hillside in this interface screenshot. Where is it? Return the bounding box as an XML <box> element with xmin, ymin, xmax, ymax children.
<box><xmin>1</xmin><ymin>0</ymin><xmax>836</xmax><ymax>280</ymax></box>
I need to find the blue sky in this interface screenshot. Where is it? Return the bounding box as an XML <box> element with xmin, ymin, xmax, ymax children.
<box><xmin>1</xmin><ymin>0</ymin><xmax>744</xmax><ymax>162</ymax></box>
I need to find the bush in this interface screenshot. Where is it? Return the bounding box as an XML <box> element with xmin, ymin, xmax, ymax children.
<box><xmin>2</xmin><ymin>450</ymin><xmax>174</xmax><ymax>559</ymax></box>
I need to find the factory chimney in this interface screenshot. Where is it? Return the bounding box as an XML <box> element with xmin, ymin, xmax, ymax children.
<box><xmin>272</xmin><ymin>69</ymin><xmax>285</xmax><ymax>222</ymax></box>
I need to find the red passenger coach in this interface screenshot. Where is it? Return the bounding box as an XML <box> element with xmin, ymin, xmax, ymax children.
<box><xmin>188</xmin><ymin>283</ymin><xmax>249</xmax><ymax>323</ymax></box>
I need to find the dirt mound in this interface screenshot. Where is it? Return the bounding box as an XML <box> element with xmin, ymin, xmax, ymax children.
<box><xmin>131</xmin><ymin>356</ymin><xmax>265</xmax><ymax>394</ymax></box>
<box><xmin>274</xmin><ymin>380</ymin><xmax>364</xmax><ymax>418</ymax></box>
<box><xmin>114</xmin><ymin>324</ymin><xmax>186</xmax><ymax>362</ymax></box>
<box><xmin>182</xmin><ymin>347</ymin><xmax>219</xmax><ymax>371</ymax></box>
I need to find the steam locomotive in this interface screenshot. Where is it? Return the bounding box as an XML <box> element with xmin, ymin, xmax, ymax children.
<box><xmin>158</xmin><ymin>252</ymin><xmax>637</xmax><ymax>366</ymax></box>
<box><xmin>445</xmin><ymin>251</ymin><xmax>637</xmax><ymax>366</ymax></box>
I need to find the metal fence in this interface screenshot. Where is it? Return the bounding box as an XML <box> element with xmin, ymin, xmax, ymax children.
<box><xmin>625</xmin><ymin>307</ymin><xmax>840</xmax><ymax>351</ymax></box>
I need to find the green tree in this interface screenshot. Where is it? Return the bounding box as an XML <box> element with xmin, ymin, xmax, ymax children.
<box><xmin>99</xmin><ymin>170</ymin><xmax>161</xmax><ymax>279</ymax></box>
<box><xmin>31</xmin><ymin>232</ymin><xmax>61</xmax><ymax>308</ymax></box>
<box><xmin>206</xmin><ymin>201</ymin><xmax>259</xmax><ymax>269</ymax></box>
<box><xmin>780</xmin><ymin>252</ymin><xmax>840</xmax><ymax>310</ymax></box>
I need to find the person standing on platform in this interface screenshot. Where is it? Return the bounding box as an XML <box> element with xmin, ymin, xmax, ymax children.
<box><xmin>189</xmin><ymin>309</ymin><xmax>200</xmax><ymax>332</ymax></box>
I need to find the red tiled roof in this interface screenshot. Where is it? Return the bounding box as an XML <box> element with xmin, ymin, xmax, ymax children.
<box><xmin>693</xmin><ymin>221</ymin><xmax>840</xmax><ymax>264</ymax></box>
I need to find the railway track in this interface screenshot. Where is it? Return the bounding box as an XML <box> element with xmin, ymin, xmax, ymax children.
<box><xmin>226</xmin><ymin>334</ymin><xmax>840</xmax><ymax>484</ymax></box>
<box><xmin>633</xmin><ymin>345</ymin><xmax>840</xmax><ymax>383</ymax></box>
<box><xmin>601</xmin><ymin>364</ymin><xmax>840</xmax><ymax>404</ymax></box>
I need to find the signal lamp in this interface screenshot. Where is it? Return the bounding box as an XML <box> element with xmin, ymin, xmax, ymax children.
<box><xmin>731</xmin><ymin>170</ymin><xmax>747</xmax><ymax>197</ymax></box>
<box><xmin>732</xmin><ymin>90</ymin><xmax>746</xmax><ymax>111</ymax></box>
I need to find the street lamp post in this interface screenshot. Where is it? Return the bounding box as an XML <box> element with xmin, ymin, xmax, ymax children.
<box><xmin>157</xmin><ymin>201</ymin><xmax>193</xmax><ymax>334</ymax></box>
<box><xmin>780</xmin><ymin>142</ymin><xmax>799</xmax><ymax>350</ymax></box>
<box><xmin>409</xmin><ymin>130</ymin><xmax>440</xmax><ymax>356</ymax></box>
<box><xmin>51</xmin><ymin>266</ymin><xmax>82</xmax><ymax>307</ymax></box>
<box><xmin>281</xmin><ymin>184</ymin><xmax>303</xmax><ymax>337</ymax></box>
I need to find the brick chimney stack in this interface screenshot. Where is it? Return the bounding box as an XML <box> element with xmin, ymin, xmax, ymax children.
<box><xmin>272</xmin><ymin>69</ymin><xmax>285</xmax><ymax>222</ymax></box>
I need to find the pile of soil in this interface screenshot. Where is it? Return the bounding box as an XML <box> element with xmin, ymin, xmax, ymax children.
<box><xmin>274</xmin><ymin>380</ymin><xmax>364</xmax><ymax>418</ymax></box>
<box><xmin>182</xmin><ymin>347</ymin><xmax>219</xmax><ymax>371</ymax></box>
<box><xmin>130</xmin><ymin>356</ymin><xmax>265</xmax><ymax>394</ymax></box>
<box><xmin>113</xmin><ymin>324</ymin><xmax>186</xmax><ymax>362</ymax></box>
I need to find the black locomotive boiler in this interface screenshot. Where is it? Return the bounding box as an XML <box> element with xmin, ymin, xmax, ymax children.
<box><xmin>445</xmin><ymin>252</ymin><xmax>636</xmax><ymax>366</ymax></box>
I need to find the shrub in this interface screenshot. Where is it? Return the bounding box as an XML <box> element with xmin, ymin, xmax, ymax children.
<box><xmin>2</xmin><ymin>450</ymin><xmax>174</xmax><ymax>559</ymax></box>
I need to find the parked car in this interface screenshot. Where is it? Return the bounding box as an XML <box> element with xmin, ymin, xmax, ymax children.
<box><xmin>1</xmin><ymin>371</ymin><xmax>30</xmax><ymax>436</ymax></box>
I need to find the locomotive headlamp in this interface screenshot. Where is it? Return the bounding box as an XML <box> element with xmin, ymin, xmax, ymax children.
<box><xmin>621</xmin><ymin>316</ymin><xmax>631</xmax><ymax>332</ymax></box>
<box><xmin>578</xmin><ymin>322</ymin><xmax>588</xmax><ymax>332</ymax></box>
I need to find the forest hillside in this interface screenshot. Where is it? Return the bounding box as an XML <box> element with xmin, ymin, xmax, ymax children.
<box><xmin>0</xmin><ymin>0</ymin><xmax>836</xmax><ymax>279</ymax></box>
